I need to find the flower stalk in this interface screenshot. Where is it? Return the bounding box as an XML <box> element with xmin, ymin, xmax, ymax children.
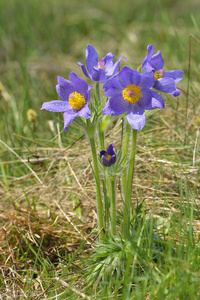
<box><xmin>123</xmin><ymin>128</ymin><xmax>137</xmax><ymax>238</ymax></box>
<box><xmin>110</xmin><ymin>175</ymin><xmax>117</xmax><ymax>236</ymax></box>
<box><xmin>87</xmin><ymin>133</ymin><xmax>104</xmax><ymax>241</ymax></box>
<box><xmin>96</xmin><ymin>82</ymin><xmax>105</xmax><ymax>150</ymax></box>
<box><xmin>121</xmin><ymin>121</ymin><xmax>131</xmax><ymax>196</ymax></box>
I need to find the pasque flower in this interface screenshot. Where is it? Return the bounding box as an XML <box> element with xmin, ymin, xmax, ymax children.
<box><xmin>142</xmin><ymin>44</ymin><xmax>184</xmax><ymax>97</ymax></box>
<box><xmin>78</xmin><ymin>45</ymin><xmax>125</xmax><ymax>82</ymax></box>
<box><xmin>41</xmin><ymin>72</ymin><xmax>92</xmax><ymax>132</ymax></box>
<box><xmin>102</xmin><ymin>66</ymin><xmax>164</xmax><ymax>130</ymax></box>
<box><xmin>100</xmin><ymin>143</ymin><xmax>116</xmax><ymax>167</ymax></box>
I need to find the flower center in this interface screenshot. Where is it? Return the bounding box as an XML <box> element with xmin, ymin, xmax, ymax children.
<box><xmin>154</xmin><ymin>69</ymin><xmax>164</xmax><ymax>81</ymax></box>
<box><xmin>96</xmin><ymin>59</ymin><xmax>106</xmax><ymax>69</ymax></box>
<box><xmin>68</xmin><ymin>92</ymin><xmax>86</xmax><ymax>110</ymax></box>
<box><xmin>105</xmin><ymin>153</ymin><xmax>111</xmax><ymax>161</ymax></box>
<box><xmin>122</xmin><ymin>84</ymin><xmax>142</xmax><ymax>104</ymax></box>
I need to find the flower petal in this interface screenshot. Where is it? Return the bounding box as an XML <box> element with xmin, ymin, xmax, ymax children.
<box><xmin>140</xmin><ymin>72</ymin><xmax>154</xmax><ymax>88</ymax></box>
<box><xmin>154</xmin><ymin>77</ymin><xmax>176</xmax><ymax>93</ymax></box>
<box><xmin>56</xmin><ymin>77</ymin><xmax>74</xmax><ymax>101</ymax></box>
<box><xmin>118</xmin><ymin>66</ymin><xmax>141</xmax><ymax>87</ymax></box>
<box><xmin>102</xmin><ymin>52</ymin><xmax>114</xmax><ymax>70</ymax></box>
<box><xmin>91</xmin><ymin>68</ymin><xmax>107</xmax><ymax>82</ymax></box>
<box><xmin>170</xmin><ymin>88</ymin><xmax>181</xmax><ymax>97</ymax></box>
<box><xmin>101</xmin><ymin>155</ymin><xmax>110</xmax><ymax>167</ymax></box>
<box><xmin>77</xmin><ymin>103</ymin><xmax>91</xmax><ymax>119</ymax></box>
<box><xmin>164</xmin><ymin>70</ymin><xmax>184</xmax><ymax>83</ymax></box>
<box><xmin>57</xmin><ymin>76</ymin><xmax>73</xmax><ymax>89</ymax></box>
<box><xmin>142</xmin><ymin>44</ymin><xmax>154</xmax><ymax>70</ymax></box>
<box><xmin>108</xmin><ymin>56</ymin><xmax>126</xmax><ymax>77</ymax></box>
<box><xmin>103</xmin><ymin>76</ymin><xmax>123</xmax><ymax>97</ymax></box>
<box><xmin>109</xmin><ymin>155</ymin><xmax>116</xmax><ymax>165</ymax></box>
<box><xmin>127</xmin><ymin>105</ymin><xmax>145</xmax><ymax>130</ymax></box>
<box><xmin>139</xmin><ymin>89</ymin><xmax>164</xmax><ymax>110</ymax></box>
<box><xmin>63</xmin><ymin>111</ymin><xmax>77</xmax><ymax>132</ymax></box>
<box><xmin>86</xmin><ymin>45</ymin><xmax>98</xmax><ymax>74</ymax></box>
<box><xmin>148</xmin><ymin>50</ymin><xmax>164</xmax><ymax>70</ymax></box>
<box><xmin>107</xmin><ymin>143</ymin><xmax>115</xmax><ymax>156</ymax></box>
<box><xmin>138</xmin><ymin>88</ymin><xmax>153</xmax><ymax>109</ymax></box>
<box><xmin>77</xmin><ymin>62</ymin><xmax>91</xmax><ymax>80</ymax></box>
<box><xmin>149</xmin><ymin>90</ymin><xmax>165</xmax><ymax>109</ymax></box>
<box><xmin>41</xmin><ymin>100</ymin><xmax>70</xmax><ymax>112</ymax></box>
<box><xmin>102</xmin><ymin>94</ymin><xmax>130</xmax><ymax>116</ymax></box>
<box><xmin>69</xmin><ymin>72</ymin><xmax>88</xmax><ymax>96</ymax></box>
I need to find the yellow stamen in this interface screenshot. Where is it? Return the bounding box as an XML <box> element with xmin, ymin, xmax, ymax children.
<box><xmin>69</xmin><ymin>92</ymin><xmax>86</xmax><ymax>110</ymax></box>
<box><xmin>105</xmin><ymin>153</ymin><xmax>111</xmax><ymax>161</ymax></box>
<box><xmin>96</xmin><ymin>59</ymin><xmax>106</xmax><ymax>70</ymax></box>
<box><xmin>122</xmin><ymin>84</ymin><xmax>142</xmax><ymax>104</ymax></box>
<box><xmin>154</xmin><ymin>69</ymin><xmax>164</xmax><ymax>81</ymax></box>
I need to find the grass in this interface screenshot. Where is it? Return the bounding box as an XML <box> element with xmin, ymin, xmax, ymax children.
<box><xmin>0</xmin><ymin>0</ymin><xmax>200</xmax><ymax>298</ymax></box>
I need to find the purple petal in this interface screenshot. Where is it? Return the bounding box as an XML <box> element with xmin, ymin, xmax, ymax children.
<box><xmin>108</xmin><ymin>56</ymin><xmax>126</xmax><ymax>77</ymax></box>
<box><xmin>102</xmin><ymin>52</ymin><xmax>114</xmax><ymax>70</ymax></box>
<box><xmin>77</xmin><ymin>103</ymin><xmax>91</xmax><ymax>119</ymax></box>
<box><xmin>101</xmin><ymin>155</ymin><xmax>110</xmax><ymax>167</ymax></box>
<box><xmin>107</xmin><ymin>143</ymin><xmax>115</xmax><ymax>156</ymax></box>
<box><xmin>109</xmin><ymin>155</ymin><xmax>116</xmax><ymax>165</ymax></box>
<box><xmin>154</xmin><ymin>77</ymin><xmax>176</xmax><ymax>93</ymax></box>
<box><xmin>149</xmin><ymin>50</ymin><xmax>164</xmax><ymax>70</ymax></box>
<box><xmin>69</xmin><ymin>72</ymin><xmax>88</xmax><ymax>96</ymax></box>
<box><xmin>140</xmin><ymin>72</ymin><xmax>154</xmax><ymax>88</ymax></box>
<box><xmin>57</xmin><ymin>76</ymin><xmax>73</xmax><ymax>89</ymax></box>
<box><xmin>56</xmin><ymin>77</ymin><xmax>74</xmax><ymax>101</ymax></box>
<box><xmin>170</xmin><ymin>88</ymin><xmax>181</xmax><ymax>97</ymax></box>
<box><xmin>164</xmin><ymin>70</ymin><xmax>184</xmax><ymax>83</ymax></box>
<box><xmin>142</xmin><ymin>44</ymin><xmax>154</xmax><ymax>69</ymax></box>
<box><xmin>103</xmin><ymin>76</ymin><xmax>123</xmax><ymax>97</ymax></box>
<box><xmin>86</xmin><ymin>45</ymin><xmax>98</xmax><ymax>74</ymax></box>
<box><xmin>148</xmin><ymin>90</ymin><xmax>165</xmax><ymax>109</ymax></box>
<box><xmin>91</xmin><ymin>68</ymin><xmax>107</xmax><ymax>82</ymax></box>
<box><xmin>118</xmin><ymin>66</ymin><xmax>141</xmax><ymax>87</ymax></box>
<box><xmin>63</xmin><ymin>111</ymin><xmax>77</xmax><ymax>132</ymax></box>
<box><xmin>102</xmin><ymin>94</ymin><xmax>130</xmax><ymax>116</ymax></box>
<box><xmin>41</xmin><ymin>100</ymin><xmax>70</xmax><ymax>112</ymax></box>
<box><xmin>127</xmin><ymin>105</ymin><xmax>146</xmax><ymax>130</ymax></box>
<box><xmin>77</xmin><ymin>62</ymin><xmax>91</xmax><ymax>80</ymax></box>
<box><xmin>100</xmin><ymin>150</ymin><xmax>106</xmax><ymax>158</ymax></box>
<box><xmin>138</xmin><ymin>89</ymin><xmax>153</xmax><ymax>109</ymax></box>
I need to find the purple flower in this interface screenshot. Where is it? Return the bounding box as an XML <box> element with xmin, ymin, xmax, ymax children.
<box><xmin>142</xmin><ymin>44</ymin><xmax>184</xmax><ymax>97</ymax></box>
<box><xmin>100</xmin><ymin>143</ymin><xmax>116</xmax><ymax>167</ymax></box>
<box><xmin>102</xmin><ymin>66</ymin><xmax>165</xmax><ymax>130</ymax></box>
<box><xmin>41</xmin><ymin>72</ymin><xmax>92</xmax><ymax>132</ymax></box>
<box><xmin>78</xmin><ymin>45</ymin><xmax>126</xmax><ymax>82</ymax></box>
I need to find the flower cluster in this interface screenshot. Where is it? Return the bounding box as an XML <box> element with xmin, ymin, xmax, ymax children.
<box><xmin>41</xmin><ymin>44</ymin><xmax>183</xmax><ymax>132</ymax></box>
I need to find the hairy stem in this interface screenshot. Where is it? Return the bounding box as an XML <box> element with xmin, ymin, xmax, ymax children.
<box><xmin>123</xmin><ymin>128</ymin><xmax>137</xmax><ymax>238</ymax></box>
<box><xmin>88</xmin><ymin>135</ymin><xmax>104</xmax><ymax>241</ymax></box>
<box><xmin>110</xmin><ymin>175</ymin><xmax>117</xmax><ymax>236</ymax></box>
<box><xmin>122</xmin><ymin>121</ymin><xmax>131</xmax><ymax>199</ymax></box>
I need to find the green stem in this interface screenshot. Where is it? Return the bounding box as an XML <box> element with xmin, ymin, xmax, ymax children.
<box><xmin>98</xmin><ymin>125</ymin><xmax>105</xmax><ymax>150</ymax></box>
<box><xmin>88</xmin><ymin>135</ymin><xmax>104</xmax><ymax>241</ymax></box>
<box><xmin>122</xmin><ymin>121</ymin><xmax>131</xmax><ymax>199</ymax></box>
<box><xmin>105</xmin><ymin>176</ymin><xmax>111</xmax><ymax>230</ymax></box>
<box><xmin>123</xmin><ymin>128</ymin><xmax>137</xmax><ymax>238</ymax></box>
<box><xmin>96</xmin><ymin>83</ymin><xmax>105</xmax><ymax>150</ymax></box>
<box><xmin>96</xmin><ymin>82</ymin><xmax>101</xmax><ymax>104</ymax></box>
<box><xmin>110</xmin><ymin>175</ymin><xmax>117</xmax><ymax>236</ymax></box>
